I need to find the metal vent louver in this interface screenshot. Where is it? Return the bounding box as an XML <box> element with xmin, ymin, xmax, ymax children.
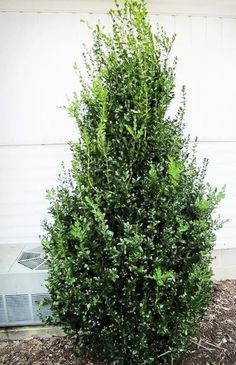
<box><xmin>18</xmin><ymin>246</ymin><xmax>48</xmax><ymax>270</ymax></box>
<box><xmin>6</xmin><ymin>294</ymin><xmax>31</xmax><ymax>323</ymax></box>
<box><xmin>0</xmin><ymin>293</ymin><xmax>51</xmax><ymax>326</ymax></box>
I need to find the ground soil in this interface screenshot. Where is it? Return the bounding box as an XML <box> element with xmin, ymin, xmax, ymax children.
<box><xmin>0</xmin><ymin>280</ymin><xmax>236</xmax><ymax>365</ymax></box>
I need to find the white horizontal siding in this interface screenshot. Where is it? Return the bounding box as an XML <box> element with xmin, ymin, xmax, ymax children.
<box><xmin>0</xmin><ymin>145</ymin><xmax>72</xmax><ymax>244</ymax></box>
<box><xmin>0</xmin><ymin>11</ymin><xmax>90</xmax><ymax>145</ymax></box>
<box><xmin>1</xmin><ymin>0</ymin><xmax>236</xmax><ymax>18</ymax></box>
<box><xmin>156</xmin><ymin>15</ymin><xmax>236</xmax><ymax>141</ymax></box>
<box><xmin>196</xmin><ymin>142</ymin><xmax>236</xmax><ymax>248</ymax></box>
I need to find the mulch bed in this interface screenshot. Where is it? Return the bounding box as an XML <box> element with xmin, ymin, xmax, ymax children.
<box><xmin>177</xmin><ymin>280</ymin><xmax>236</xmax><ymax>365</ymax></box>
<box><xmin>0</xmin><ymin>280</ymin><xmax>236</xmax><ymax>365</ymax></box>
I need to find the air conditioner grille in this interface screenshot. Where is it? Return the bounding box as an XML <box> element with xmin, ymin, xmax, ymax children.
<box><xmin>19</xmin><ymin>252</ymin><xmax>40</xmax><ymax>261</ymax></box>
<box><xmin>32</xmin><ymin>293</ymin><xmax>51</xmax><ymax>322</ymax></box>
<box><xmin>35</xmin><ymin>262</ymin><xmax>48</xmax><ymax>271</ymax></box>
<box><xmin>17</xmin><ymin>246</ymin><xmax>48</xmax><ymax>270</ymax></box>
<box><xmin>19</xmin><ymin>258</ymin><xmax>44</xmax><ymax>270</ymax></box>
<box><xmin>0</xmin><ymin>293</ymin><xmax>51</xmax><ymax>326</ymax></box>
<box><xmin>0</xmin><ymin>296</ymin><xmax>6</xmax><ymax>323</ymax></box>
<box><xmin>6</xmin><ymin>294</ymin><xmax>31</xmax><ymax>322</ymax></box>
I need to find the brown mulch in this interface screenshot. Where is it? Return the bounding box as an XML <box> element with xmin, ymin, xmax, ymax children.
<box><xmin>177</xmin><ymin>280</ymin><xmax>236</xmax><ymax>365</ymax></box>
<box><xmin>0</xmin><ymin>280</ymin><xmax>236</xmax><ymax>365</ymax></box>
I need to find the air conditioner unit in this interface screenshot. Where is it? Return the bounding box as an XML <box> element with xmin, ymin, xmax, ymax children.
<box><xmin>0</xmin><ymin>244</ymin><xmax>50</xmax><ymax>327</ymax></box>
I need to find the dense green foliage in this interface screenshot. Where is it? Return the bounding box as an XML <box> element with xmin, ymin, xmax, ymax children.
<box><xmin>42</xmin><ymin>1</ymin><xmax>224</xmax><ymax>363</ymax></box>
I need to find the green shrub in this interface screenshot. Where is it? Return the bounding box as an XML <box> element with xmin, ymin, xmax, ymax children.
<box><xmin>42</xmin><ymin>1</ymin><xmax>225</xmax><ymax>363</ymax></box>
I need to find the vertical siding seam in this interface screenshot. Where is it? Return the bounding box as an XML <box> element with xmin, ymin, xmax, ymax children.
<box><xmin>2</xmin><ymin>295</ymin><xmax>8</xmax><ymax>323</ymax></box>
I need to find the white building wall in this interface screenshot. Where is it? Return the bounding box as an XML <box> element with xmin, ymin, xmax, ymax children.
<box><xmin>0</xmin><ymin>0</ymin><xmax>235</xmax><ymax>279</ymax></box>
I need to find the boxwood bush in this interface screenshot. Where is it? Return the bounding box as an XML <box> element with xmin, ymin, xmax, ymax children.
<box><xmin>42</xmin><ymin>1</ymin><xmax>225</xmax><ymax>363</ymax></box>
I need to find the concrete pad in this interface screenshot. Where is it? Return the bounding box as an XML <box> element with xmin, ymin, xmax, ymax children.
<box><xmin>0</xmin><ymin>326</ymin><xmax>65</xmax><ymax>341</ymax></box>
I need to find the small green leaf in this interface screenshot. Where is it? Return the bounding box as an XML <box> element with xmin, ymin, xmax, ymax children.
<box><xmin>124</xmin><ymin>124</ymin><xmax>135</xmax><ymax>138</ymax></box>
<box><xmin>196</xmin><ymin>199</ymin><xmax>212</xmax><ymax>210</ymax></box>
<box><xmin>168</xmin><ymin>156</ymin><xmax>183</xmax><ymax>181</ymax></box>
